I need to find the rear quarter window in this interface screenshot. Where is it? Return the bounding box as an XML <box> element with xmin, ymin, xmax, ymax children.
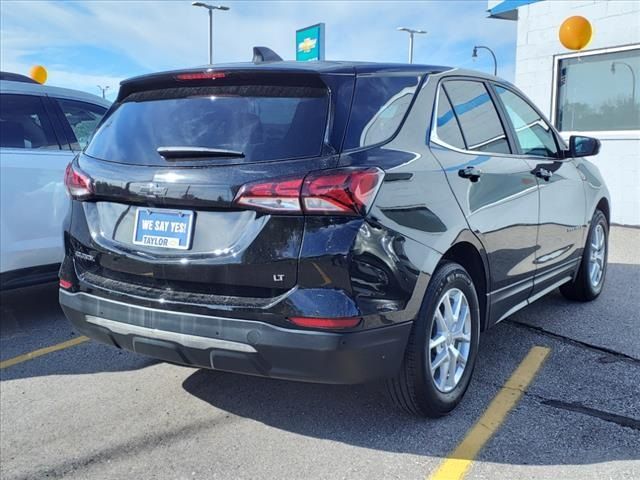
<box><xmin>55</xmin><ymin>98</ymin><xmax>107</xmax><ymax>150</ymax></box>
<box><xmin>343</xmin><ymin>75</ymin><xmax>421</xmax><ymax>150</ymax></box>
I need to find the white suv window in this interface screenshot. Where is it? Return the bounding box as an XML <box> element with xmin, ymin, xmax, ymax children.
<box><xmin>0</xmin><ymin>94</ymin><xmax>60</xmax><ymax>150</ymax></box>
<box><xmin>55</xmin><ymin>98</ymin><xmax>107</xmax><ymax>149</ymax></box>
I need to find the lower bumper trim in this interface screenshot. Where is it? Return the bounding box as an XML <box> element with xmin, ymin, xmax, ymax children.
<box><xmin>86</xmin><ymin>315</ymin><xmax>257</xmax><ymax>353</ymax></box>
<box><xmin>60</xmin><ymin>290</ymin><xmax>412</xmax><ymax>384</ymax></box>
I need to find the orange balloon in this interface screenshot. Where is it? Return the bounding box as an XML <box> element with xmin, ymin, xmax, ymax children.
<box><xmin>29</xmin><ymin>65</ymin><xmax>48</xmax><ymax>84</ymax></box>
<box><xmin>559</xmin><ymin>16</ymin><xmax>592</xmax><ymax>50</ymax></box>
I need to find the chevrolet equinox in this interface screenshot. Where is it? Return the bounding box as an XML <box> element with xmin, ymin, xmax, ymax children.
<box><xmin>59</xmin><ymin>59</ymin><xmax>609</xmax><ymax>417</ymax></box>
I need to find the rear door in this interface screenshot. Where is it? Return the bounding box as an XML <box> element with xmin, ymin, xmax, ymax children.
<box><xmin>75</xmin><ymin>72</ymin><xmax>354</xmax><ymax>300</ymax></box>
<box><xmin>430</xmin><ymin>78</ymin><xmax>539</xmax><ymax>323</ymax></box>
<box><xmin>0</xmin><ymin>92</ymin><xmax>73</xmax><ymax>274</ymax></box>
<box><xmin>491</xmin><ymin>84</ymin><xmax>586</xmax><ymax>297</ymax></box>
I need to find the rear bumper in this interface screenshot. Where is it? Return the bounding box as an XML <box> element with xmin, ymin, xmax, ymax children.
<box><xmin>59</xmin><ymin>290</ymin><xmax>411</xmax><ymax>384</ymax></box>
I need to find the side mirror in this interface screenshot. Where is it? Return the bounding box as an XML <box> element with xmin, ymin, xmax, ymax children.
<box><xmin>569</xmin><ymin>135</ymin><xmax>601</xmax><ymax>158</ymax></box>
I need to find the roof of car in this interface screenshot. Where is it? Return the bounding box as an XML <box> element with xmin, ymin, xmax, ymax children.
<box><xmin>0</xmin><ymin>78</ymin><xmax>111</xmax><ymax>108</ymax></box>
<box><xmin>121</xmin><ymin>61</ymin><xmax>453</xmax><ymax>85</ymax></box>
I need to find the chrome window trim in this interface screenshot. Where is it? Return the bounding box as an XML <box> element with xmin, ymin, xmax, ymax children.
<box><xmin>430</xmin><ymin>76</ymin><xmax>571</xmax><ymax>162</ymax></box>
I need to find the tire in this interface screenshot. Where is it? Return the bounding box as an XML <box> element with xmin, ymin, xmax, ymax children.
<box><xmin>387</xmin><ymin>261</ymin><xmax>481</xmax><ymax>417</ymax></box>
<box><xmin>560</xmin><ymin>209</ymin><xmax>608</xmax><ymax>302</ymax></box>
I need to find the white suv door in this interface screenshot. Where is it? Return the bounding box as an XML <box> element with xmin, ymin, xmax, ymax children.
<box><xmin>0</xmin><ymin>92</ymin><xmax>76</xmax><ymax>284</ymax></box>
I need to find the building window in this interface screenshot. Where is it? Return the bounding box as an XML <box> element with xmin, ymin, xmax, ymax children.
<box><xmin>556</xmin><ymin>46</ymin><xmax>640</xmax><ymax>132</ymax></box>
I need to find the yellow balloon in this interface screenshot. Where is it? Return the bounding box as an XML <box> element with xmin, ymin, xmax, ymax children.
<box><xmin>29</xmin><ymin>65</ymin><xmax>48</xmax><ymax>84</ymax></box>
<box><xmin>559</xmin><ymin>16</ymin><xmax>593</xmax><ymax>51</ymax></box>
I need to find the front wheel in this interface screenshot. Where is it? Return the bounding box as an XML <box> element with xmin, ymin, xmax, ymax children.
<box><xmin>560</xmin><ymin>209</ymin><xmax>608</xmax><ymax>302</ymax></box>
<box><xmin>387</xmin><ymin>262</ymin><xmax>481</xmax><ymax>417</ymax></box>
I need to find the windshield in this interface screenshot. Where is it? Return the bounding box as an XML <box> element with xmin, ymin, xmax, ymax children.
<box><xmin>85</xmin><ymin>85</ymin><xmax>329</xmax><ymax>165</ymax></box>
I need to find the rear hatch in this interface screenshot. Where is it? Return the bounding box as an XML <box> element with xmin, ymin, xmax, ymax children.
<box><xmin>73</xmin><ymin>68</ymin><xmax>354</xmax><ymax>302</ymax></box>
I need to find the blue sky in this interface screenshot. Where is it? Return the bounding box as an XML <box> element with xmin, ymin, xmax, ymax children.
<box><xmin>0</xmin><ymin>0</ymin><xmax>517</xmax><ymax>100</ymax></box>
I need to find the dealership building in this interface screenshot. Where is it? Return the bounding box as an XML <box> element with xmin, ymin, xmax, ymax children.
<box><xmin>488</xmin><ymin>0</ymin><xmax>639</xmax><ymax>225</ymax></box>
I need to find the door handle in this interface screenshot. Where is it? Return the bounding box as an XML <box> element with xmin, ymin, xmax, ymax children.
<box><xmin>458</xmin><ymin>166</ymin><xmax>482</xmax><ymax>183</ymax></box>
<box><xmin>532</xmin><ymin>167</ymin><xmax>553</xmax><ymax>181</ymax></box>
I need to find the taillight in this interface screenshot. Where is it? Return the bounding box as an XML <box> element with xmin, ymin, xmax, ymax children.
<box><xmin>302</xmin><ymin>168</ymin><xmax>383</xmax><ymax>215</ymax></box>
<box><xmin>289</xmin><ymin>316</ymin><xmax>361</xmax><ymax>329</ymax></box>
<box><xmin>175</xmin><ymin>71</ymin><xmax>226</xmax><ymax>81</ymax></box>
<box><xmin>59</xmin><ymin>278</ymin><xmax>72</xmax><ymax>290</ymax></box>
<box><xmin>64</xmin><ymin>163</ymin><xmax>93</xmax><ymax>200</ymax></box>
<box><xmin>234</xmin><ymin>168</ymin><xmax>384</xmax><ymax>216</ymax></box>
<box><xmin>235</xmin><ymin>177</ymin><xmax>303</xmax><ymax>212</ymax></box>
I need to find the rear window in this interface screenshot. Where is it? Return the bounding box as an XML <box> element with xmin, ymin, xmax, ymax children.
<box><xmin>85</xmin><ymin>85</ymin><xmax>329</xmax><ymax>165</ymax></box>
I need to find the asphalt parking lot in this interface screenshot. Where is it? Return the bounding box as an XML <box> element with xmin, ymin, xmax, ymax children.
<box><xmin>1</xmin><ymin>226</ymin><xmax>639</xmax><ymax>480</ymax></box>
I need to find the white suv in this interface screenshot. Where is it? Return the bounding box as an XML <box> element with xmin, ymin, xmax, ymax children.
<box><xmin>0</xmin><ymin>72</ymin><xmax>110</xmax><ymax>289</ymax></box>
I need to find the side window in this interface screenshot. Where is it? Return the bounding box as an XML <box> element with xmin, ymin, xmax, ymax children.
<box><xmin>443</xmin><ymin>80</ymin><xmax>510</xmax><ymax>154</ymax></box>
<box><xmin>434</xmin><ymin>86</ymin><xmax>465</xmax><ymax>149</ymax></box>
<box><xmin>344</xmin><ymin>75</ymin><xmax>421</xmax><ymax>149</ymax></box>
<box><xmin>0</xmin><ymin>94</ymin><xmax>60</xmax><ymax>150</ymax></box>
<box><xmin>55</xmin><ymin>98</ymin><xmax>107</xmax><ymax>149</ymax></box>
<box><xmin>494</xmin><ymin>86</ymin><xmax>559</xmax><ymax>158</ymax></box>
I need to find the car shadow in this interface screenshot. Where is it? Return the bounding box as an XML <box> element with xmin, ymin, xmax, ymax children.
<box><xmin>1</xmin><ymin>283</ymin><xmax>157</xmax><ymax>381</ymax></box>
<box><xmin>181</xmin><ymin>261</ymin><xmax>640</xmax><ymax>466</ymax></box>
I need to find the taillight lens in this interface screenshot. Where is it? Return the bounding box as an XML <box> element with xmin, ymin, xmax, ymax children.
<box><xmin>235</xmin><ymin>177</ymin><xmax>303</xmax><ymax>212</ymax></box>
<box><xmin>289</xmin><ymin>316</ymin><xmax>361</xmax><ymax>329</ymax></box>
<box><xmin>59</xmin><ymin>278</ymin><xmax>73</xmax><ymax>290</ymax></box>
<box><xmin>64</xmin><ymin>163</ymin><xmax>93</xmax><ymax>200</ymax></box>
<box><xmin>234</xmin><ymin>167</ymin><xmax>384</xmax><ymax>216</ymax></box>
<box><xmin>175</xmin><ymin>71</ymin><xmax>226</xmax><ymax>81</ymax></box>
<box><xmin>302</xmin><ymin>168</ymin><xmax>383</xmax><ymax>215</ymax></box>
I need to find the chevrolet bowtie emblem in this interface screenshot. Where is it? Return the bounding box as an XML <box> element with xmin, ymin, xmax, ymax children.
<box><xmin>298</xmin><ymin>37</ymin><xmax>317</xmax><ymax>54</ymax></box>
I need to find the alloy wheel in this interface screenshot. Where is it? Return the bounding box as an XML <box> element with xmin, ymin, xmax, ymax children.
<box><xmin>429</xmin><ymin>288</ymin><xmax>472</xmax><ymax>393</ymax></box>
<box><xmin>589</xmin><ymin>223</ymin><xmax>606</xmax><ymax>288</ymax></box>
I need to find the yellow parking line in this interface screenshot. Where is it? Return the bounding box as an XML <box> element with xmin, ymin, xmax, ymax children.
<box><xmin>0</xmin><ymin>336</ymin><xmax>89</xmax><ymax>369</ymax></box>
<box><xmin>428</xmin><ymin>345</ymin><xmax>551</xmax><ymax>480</ymax></box>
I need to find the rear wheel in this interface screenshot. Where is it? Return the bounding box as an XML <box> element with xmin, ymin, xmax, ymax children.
<box><xmin>387</xmin><ymin>262</ymin><xmax>480</xmax><ymax>417</ymax></box>
<box><xmin>560</xmin><ymin>209</ymin><xmax>608</xmax><ymax>302</ymax></box>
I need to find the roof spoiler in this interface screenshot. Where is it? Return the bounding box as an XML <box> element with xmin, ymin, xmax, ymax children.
<box><xmin>252</xmin><ymin>47</ymin><xmax>283</xmax><ymax>63</ymax></box>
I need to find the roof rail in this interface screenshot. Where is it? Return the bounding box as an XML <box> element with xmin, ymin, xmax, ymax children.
<box><xmin>0</xmin><ymin>71</ymin><xmax>38</xmax><ymax>84</ymax></box>
<box><xmin>252</xmin><ymin>47</ymin><xmax>283</xmax><ymax>63</ymax></box>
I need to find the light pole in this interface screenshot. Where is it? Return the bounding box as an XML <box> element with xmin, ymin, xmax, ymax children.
<box><xmin>472</xmin><ymin>46</ymin><xmax>497</xmax><ymax>76</ymax></box>
<box><xmin>397</xmin><ymin>27</ymin><xmax>427</xmax><ymax>64</ymax></box>
<box><xmin>97</xmin><ymin>85</ymin><xmax>110</xmax><ymax>99</ymax></box>
<box><xmin>192</xmin><ymin>2</ymin><xmax>229</xmax><ymax>64</ymax></box>
<box><xmin>611</xmin><ymin>61</ymin><xmax>636</xmax><ymax>106</ymax></box>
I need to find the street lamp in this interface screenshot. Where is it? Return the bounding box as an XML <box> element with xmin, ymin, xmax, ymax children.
<box><xmin>472</xmin><ymin>45</ymin><xmax>497</xmax><ymax>76</ymax></box>
<box><xmin>192</xmin><ymin>2</ymin><xmax>229</xmax><ymax>64</ymax></box>
<box><xmin>397</xmin><ymin>27</ymin><xmax>427</xmax><ymax>64</ymax></box>
<box><xmin>611</xmin><ymin>61</ymin><xmax>636</xmax><ymax>106</ymax></box>
<box><xmin>97</xmin><ymin>85</ymin><xmax>110</xmax><ymax>99</ymax></box>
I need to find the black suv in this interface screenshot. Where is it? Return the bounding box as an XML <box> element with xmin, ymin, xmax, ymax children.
<box><xmin>60</xmin><ymin>60</ymin><xmax>609</xmax><ymax>416</ymax></box>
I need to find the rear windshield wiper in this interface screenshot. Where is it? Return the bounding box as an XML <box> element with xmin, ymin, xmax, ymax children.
<box><xmin>157</xmin><ymin>146</ymin><xmax>245</xmax><ymax>160</ymax></box>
